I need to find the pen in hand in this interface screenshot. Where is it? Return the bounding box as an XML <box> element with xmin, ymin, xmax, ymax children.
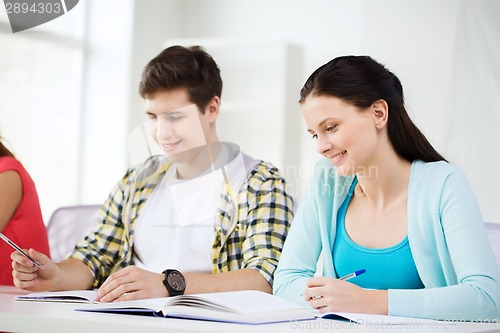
<box><xmin>303</xmin><ymin>269</ymin><xmax>366</xmax><ymax>299</ymax></box>
<box><xmin>0</xmin><ymin>232</ymin><xmax>44</xmax><ymax>270</ymax></box>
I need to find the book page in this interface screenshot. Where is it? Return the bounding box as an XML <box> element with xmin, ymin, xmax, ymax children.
<box><xmin>165</xmin><ymin>295</ymin><xmax>235</xmax><ymax>312</ymax></box>
<box><xmin>166</xmin><ymin>290</ymin><xmax>307</xmax><ymax>313</ymax></box>
<box><xmin>76</xmin><ymin>290</ymin><xmax>316</xmax><ymax>325</ymax></box>
<box><xmin>158</xmin><ymin>290</ymin><xmax>315</xmax><ymax>324</ymax></box>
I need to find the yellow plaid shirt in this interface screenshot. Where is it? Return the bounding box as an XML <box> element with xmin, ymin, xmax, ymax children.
<box><xmin>69</xmin><ymin>155</ymin><xmax>294</xmax><ymax>288</ymax></box>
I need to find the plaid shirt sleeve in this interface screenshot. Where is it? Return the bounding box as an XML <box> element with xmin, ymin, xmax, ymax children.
<box><xmin>68</xmin><ymin>168</ymin><xmax>133</xmax><ymax>288</ymax></box>
<box><xmin>239</xmin><ymin>161</ymin><xmax>295</xmax><ymax>286</ymax></box>
<box><xmin>67</xmin><ymin>157</ymin><xmax>168</xmax><ymax>288</ymax></box>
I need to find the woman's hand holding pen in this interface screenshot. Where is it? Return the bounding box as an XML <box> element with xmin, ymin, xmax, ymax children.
<box><xmin>11</xmin><ymin>248</ymin><xmax>58</xmax><ymax>291</ymax></box>
<box><xmin>304</xmin><ymin>276</ymin><xmax>388</xmax><ymax>315</ymax></box>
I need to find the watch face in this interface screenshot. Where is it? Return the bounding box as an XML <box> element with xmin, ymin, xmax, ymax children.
<box><xmin>167</xmin><ymin>271</ymin><xmax>186</xmax><ymax>291</ymax></box>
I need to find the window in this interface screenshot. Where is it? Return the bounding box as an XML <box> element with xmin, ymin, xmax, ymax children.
<box><xmin>0</xmin><ymin>4</ymin><xmax>86</xmax><ymax>221</ymax></box>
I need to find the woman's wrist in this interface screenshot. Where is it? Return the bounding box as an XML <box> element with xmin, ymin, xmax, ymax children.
<box><xmin>365</xmin><ymin>289</ymin><xmax>388</xmax><ymax>314</ymax></box>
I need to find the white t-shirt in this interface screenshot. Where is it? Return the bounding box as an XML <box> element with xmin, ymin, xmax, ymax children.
<box><xmin>133</xmin><ymin>143</ymin><xmax>250</xmax><ymax>273</ymax></box>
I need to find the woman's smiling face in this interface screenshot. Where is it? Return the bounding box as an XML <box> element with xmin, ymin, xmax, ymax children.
<box><xmin>301</xmin><ymin>95</ymin><xmax>380</xmax><ymax>176</ymax></box>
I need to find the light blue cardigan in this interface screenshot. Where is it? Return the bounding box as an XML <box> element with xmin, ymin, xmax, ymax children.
<box><xmin>273</xmin><ymin>158</ymin><xmax>500</xmax><ymax>321</ymax></box>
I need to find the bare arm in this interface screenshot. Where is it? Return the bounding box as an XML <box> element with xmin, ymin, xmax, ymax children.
<box><xmin>0</xmin><ymin>171</ymin><xmax>22</xmax><ymax>232</ymax></box>
<box><xmin>51</xmin><ymin>258</ymin><xmax>95</xmax><ymax>290</ymax></box>
<box><xmin>184</xmin><ymin>268</ymin><xmax>271</xmax><ymax>294</ymax></box>
<box><xmin>95</xmin><ymin>266</ymin><xmax>271</xmax><ymax>302</ymax></box>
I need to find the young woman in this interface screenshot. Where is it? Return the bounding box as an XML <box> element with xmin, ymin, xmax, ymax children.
<box><xmin>273</xmin><ymin>56</ymin><xmax>499</xmax><ymax>321</ymax></box>
<box><xmin>0</xmin><ymin>137</ymin><xmax>50</xmax><ymax>285</ymax></box>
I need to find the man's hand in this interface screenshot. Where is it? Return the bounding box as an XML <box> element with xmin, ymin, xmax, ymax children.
<box><xmin>11</xmin><ymin>248</ymin><xmax>59</xmax><ymax>291</ymax></box>
<box><xmin>95</xmin><ymin>265</ymin><xmax>167</xmax><ymax>302</ymax></box>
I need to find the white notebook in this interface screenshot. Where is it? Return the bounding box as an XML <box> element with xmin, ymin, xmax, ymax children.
<box><xmin>16</xmin><ymin>290</ymin><xmax>98</xmax><ymax>303</ymax></box>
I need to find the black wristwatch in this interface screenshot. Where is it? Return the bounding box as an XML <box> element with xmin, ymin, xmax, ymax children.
<box><xmin>162</xmin><ymin>269</ymin><xmax>186</xmax><ymax>296</ymax></box>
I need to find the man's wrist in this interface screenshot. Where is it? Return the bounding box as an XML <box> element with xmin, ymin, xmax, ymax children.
<box><xmin>162</xmin><ymin>269</ymin><xmax>186</xmax><ymax>296</ymax></box>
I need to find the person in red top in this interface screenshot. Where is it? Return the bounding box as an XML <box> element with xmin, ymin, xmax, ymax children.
<box><xmin>0</xmin><ymin>136</ymin><xmax>50</xmax><ymax>285</ymax></box>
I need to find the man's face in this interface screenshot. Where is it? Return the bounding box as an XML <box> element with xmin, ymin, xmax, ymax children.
<box><xmin>145</xmin><ymin>89</ymin><xmax>208</xmax><ymax>163</ymax></box>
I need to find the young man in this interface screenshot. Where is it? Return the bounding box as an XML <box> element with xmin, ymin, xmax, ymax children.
<box><xmin>11</xmin><ymin>46</ymin><xmax>294</xmax><ymax>302</ymax></box>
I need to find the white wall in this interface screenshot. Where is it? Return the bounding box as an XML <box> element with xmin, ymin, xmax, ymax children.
<box><xmin>126</xmin><ymin>0</ymin><xmax>499</xmax><ymax>221</ymax></box>
<box><xmin>444</xmin><ymin>0</ymin><xmax>500</xmax><ymax>223</ymax></box>
<box><xmin>4</xmin><ymin>0</ymin><xmax>497</xmax><ymax>222</ymax></box>
<box><xmin>127</xmin><ymin>0</ymin><xmax>183</xmax><ymax>135</ymax></box>
<box><xmin>78</xmin><ymin>0</ymin><xmax>134</xmax><ymax>203</ymax></box>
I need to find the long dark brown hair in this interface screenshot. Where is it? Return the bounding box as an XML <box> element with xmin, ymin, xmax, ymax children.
<box><xmin>299</xmin><ymin>55</ymin><xmax>446</xmax><ymax>163</ymax></box>
<box><xmin>0</xmin><ymin>137</ymin><xmax>15</xmax><ymax>158</ymax></box>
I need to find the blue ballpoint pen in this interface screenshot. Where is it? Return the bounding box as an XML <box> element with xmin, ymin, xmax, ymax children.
<box><xmin>302</xmin><ymin>269</ymin><xmax>366</xmax><ymax>298</ymax></box>
<box><xmin>339</xmin><ymin>268</ymin><xmax>366</xmax><ymax>281</ymax></box>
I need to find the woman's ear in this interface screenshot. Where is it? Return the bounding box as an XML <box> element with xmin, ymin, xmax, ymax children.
<box><xmin>372</xmin><ymin>99</ymin><xmax>389</xmax><ymax>129</ymax></box>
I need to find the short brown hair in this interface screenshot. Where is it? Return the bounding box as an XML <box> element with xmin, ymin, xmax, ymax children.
<box><xmin>139</xmin><ymin>45</ymin><xmax>223</xmax><ymax>113</ymax></box>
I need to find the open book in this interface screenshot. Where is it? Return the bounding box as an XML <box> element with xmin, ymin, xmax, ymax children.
<box><xmin>16</xmin><ymin>290</ymin><xmax>98</xmax><ymax>303</ymax></box>
<box><xmin>75</xmin><ymin>290</ymin><xmax>315</xmax><ymax>325</ymax></box>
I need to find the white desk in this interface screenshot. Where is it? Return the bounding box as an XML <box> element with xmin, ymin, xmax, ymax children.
<box><xmin>1</xmin><ymin>286</ymin><xmax>499</xmax><ymax>333</ymax></box>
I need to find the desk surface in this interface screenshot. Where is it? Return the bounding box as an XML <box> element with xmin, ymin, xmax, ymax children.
<box><xmin>1</xmin><ymin>286</ymin><xmax>499</xmax><ymax>333</ymax></box>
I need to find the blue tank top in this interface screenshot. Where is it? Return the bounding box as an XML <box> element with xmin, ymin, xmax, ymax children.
<box><xmin>333</xmin><ymin>179</ymin><xmax>424</xmax><ymax>290</ymax></box>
